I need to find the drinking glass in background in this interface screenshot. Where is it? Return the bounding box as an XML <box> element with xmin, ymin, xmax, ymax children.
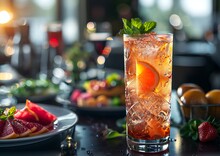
<box><xmin>86</xmin><ymin>22</ymin><xmax>112</xmax><ymax>79</ymax></box>
<box><xmin>40</xmin><ymin>23</ymin><xmax>64</xmax><ymax>79</ymax></box>
<box><xmin>11</xmin><ymin>21</ymin><xmax>37</xmax><ymax>78</ymax></box>
<box><xmin>124</xmin><ymin>33</ymin><xmax>173</xmax><ymax>153</ymax></box>
<box><xmin>47</xmin><ymin>23</ymin><xmax>63</xmax><ymax>55</ymax></box>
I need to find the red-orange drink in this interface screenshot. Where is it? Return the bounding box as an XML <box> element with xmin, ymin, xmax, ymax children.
<box><xmin>47</xmin><ymin>23</ymin><xmax>63</xmax><ymax>56</ymax></box>
<box><xmin>124</xmin><ymin>32</ymin><xmax>173</xmax><ymax>153</ymax></box>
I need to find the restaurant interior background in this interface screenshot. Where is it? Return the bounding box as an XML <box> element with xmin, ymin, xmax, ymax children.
<box><xmin>0</xmin><ymin>0</ymin><xmax>220</xmax><ymax>91</ymax></box>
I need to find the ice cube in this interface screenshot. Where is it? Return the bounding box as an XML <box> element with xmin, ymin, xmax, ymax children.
<box><xmin>138</xmin><ymin>92</ymin><xmax>171</xmax><ymax>120</ymax></box>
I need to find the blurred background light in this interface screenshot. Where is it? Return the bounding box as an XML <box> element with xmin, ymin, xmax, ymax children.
<box><xmin>33</xmin><ymin>0</ymin><xmax>56</xmax><ymax>10</ymax></box>
<box><xmin>180</xmin><ymin>0</ymin><xmax>211</xmax><ymax>17</ymax></box>
<box><xmin>169</xmin><ymin>14</ymin><xmax>183</xmax><ymax>30</ymax></box>
<box><xmin>157</xmin><ymin>0</ymin><xmax>173</xmax><ymax>12</ymax></box>
<box><xmin>139</xmin><ymin>0</ymin><xmax>155</xmax><ymax>7</ymax></box>
<box><xmin>0</xmin><ymin>10</ymin><xmax>13</xmax><ymax>24</ymax></box>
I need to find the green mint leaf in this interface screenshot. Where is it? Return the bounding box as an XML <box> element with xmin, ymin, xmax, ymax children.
<box><xmin>120</xmin><ymin>18</ymin><xmax>133</xmax><ymax>35</ymax></box>
<box><xmin>124</xmin><ymin>27</ymin><xmax>133</xmax><ymax>35</ymax></box>
<box><xmin>105</xmin><ymin>129</ymin><xmax>125</xmax><ymax>139</ymax></box>
<box><xmin>143</xmin><ymin>21</ymin><xmax>157</xmax><ymax>33</ymax></box>
<box><xmin>180</xmin><ymin>119</ymin><xmax>202</xmax><ymax>141</ymax></box>
<box><xmin>192</xmin><ymin>132</ymin><xmax>198</xmax><ymax>141</ymax></box>
<box><xmin>122</xmin><ymin>18</ymin><xmax>131</xmax><ymax>30</ymax></box>
<box><xmin>131</xmin><ymin>18</ymin><xmax>142</xmax><ymax>29</ymax></box>
<box><xmin>0</xmin><ymin>108</ymin><xmax>4</xmax><ymax>115</ymax></box>
<box><xmin>8</xmin><ymin>106</ymin><xmax>16</xmax><ymax>119</ymax></box>
<box><xmin>132</xmin><ymin>27</ymin><xmax>141</xmax><ymax>34</ymax></box>
<box><xmin>0</xmin><ymin>115</ymin><xmax>7</xmax><ymax>121</ymax></box>
<box><xmin>0</xmin><ymin>106</ymin><xmax>16</xmax><ymax>121</ymax></box>
<box><xmin>120</xmin><ymin>18</ymin><xmax>157</xmax><ymax>35</ymax></box>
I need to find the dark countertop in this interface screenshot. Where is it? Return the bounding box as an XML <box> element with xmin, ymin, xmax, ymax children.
<box><xmin>0</xmin><ymin>94</ymin><xmax>220</xmax><ymax>156</ymax></box>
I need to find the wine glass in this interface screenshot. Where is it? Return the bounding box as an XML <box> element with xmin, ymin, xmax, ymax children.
<box><xmin>86</xmin><ymin>22</ymin><xmax>112</xmax><ymax>79</ymax></box>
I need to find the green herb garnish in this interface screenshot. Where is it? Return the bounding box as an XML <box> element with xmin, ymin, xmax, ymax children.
<box><xmin>180</xmin><ymin>119</ymin><xmax>202</xmax><ymax>141</ymax></box>
<box><xmin>180</xmin><ymin>116</ymin><xmax>220</xmax><ymax>141</ymax></box>
<box><xmin>105</xmin><ymin>129</ymin><xmax>126</xmax><ymax>139</ymax></box>
<box><xmin>10</xmin><ymin>79</ymin><xmax>59</xmax><ymax>97</ymax></box>
<box><xmin>119</xmin><ymin>18</ymin><xmax>157</xmax><ymax>35</ymax></box>
<box><xmin>0</xmin><ymin>108</ymin><xmax>4</xmax><ymax>115</ymax></box>
<box><xmin>105</xmin><ymin>117</ymin><xmax>126</xmax><ymax>139</ymax></box>
<box><xmin>0</xmin><ymin>106</ymin><xmax>16</xmax><ymax>121</ymax></box>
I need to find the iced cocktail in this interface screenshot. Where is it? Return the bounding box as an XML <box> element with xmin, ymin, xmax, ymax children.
<box><xmin>124</xmin><ymin>32</ymin><xmax>173</xmax><ymax>153</ymax></box>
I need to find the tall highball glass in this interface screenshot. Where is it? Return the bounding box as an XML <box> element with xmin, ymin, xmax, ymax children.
<box><xmin>124</xmin><ymin>33</ymin><xmax>173</xmax><ymax>153</ymax></box>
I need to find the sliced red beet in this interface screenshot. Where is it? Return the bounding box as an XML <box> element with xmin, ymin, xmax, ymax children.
<box><xmin>29</xmin><ymin>122</ymin><xmax>49</xmax><ymax>136</ymax></box>
<box><xmin>45</xmin><ymin>122</ymin><xmax>55</xmax><ymax>131</ymax></box>
<box><xmin>15</xmin><ymin>119</ymin><xmax>37</xmax><ymax>132</ymax></box>
<box><xmin>0</xmin><ymin>100</ymin><xmax>57</xmax><ymax>139</ymax></box>
<box><xmin>0</xmin><ymin>120</ymin><xmax>18</xmax><ymax>139</ymax></box>
<box><xmin>0</xmin><ymin>120</ymin><xmax>5</xmax><ymax>135</ymax></box>
<box><xmin>0</xmin><ymin>120</ymin><xmax>6</xmax><ymax>138</ymax></box>
<box><xmin>9</xmin><ymin>119</ymin><xmax>32</xmax><ymax>137</ymax></box>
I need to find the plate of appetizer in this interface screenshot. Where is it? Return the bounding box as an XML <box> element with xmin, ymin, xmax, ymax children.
<box><xmin>0</xmin><ymin>100</ymin><xmax>78</xmax><ymax>147</ymax></box>
<box><xmin>56</xmin><ymin>73</ymin><xmax>125</xmax><ymax>116</ymax></box>
<box><xmin>10</xmin><ymin>79</ymin><xmax>59</xmax><ymax>103</ymax></box>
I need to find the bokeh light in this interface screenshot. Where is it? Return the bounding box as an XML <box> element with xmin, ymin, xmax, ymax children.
<box><xmin>0</xmin><ymin>10</ymin><xmax>13</xmax><ymax>24</ymax></box>
<box><xmin>169</xmin><ymin>14</ymin><xmax>183</xmax><ymax>30</ymax></box>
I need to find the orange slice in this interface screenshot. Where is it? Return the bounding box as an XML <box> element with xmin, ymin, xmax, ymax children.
<box><xmin>136</xmin><ymin>61</ymin><xmax>159</xmax><ymax>95</ymax></box>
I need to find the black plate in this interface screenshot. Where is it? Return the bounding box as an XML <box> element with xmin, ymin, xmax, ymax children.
<box><xmin>0</xmin><ymin>104</ymin><xmax>78</xmax><ymax>147</ymax></box>
<box><xmin>14</xmin><ymin>93</ymin><xmax>58</xmax><ymax>103</ymax></box>
<box><xmin>55</xmin><ymin>92</ymin><xmax>125</xmax><ymax>116</ymax></box>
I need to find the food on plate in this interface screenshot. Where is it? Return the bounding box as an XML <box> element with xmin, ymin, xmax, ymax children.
<box><xmin>15</xmin><ymin>100</ymin><xmax>57</xmax><ymax>126</ymax></box>
<box><xmin>0</xmin><ymin>100</ymin><xmax>57</xmax><ymax>139</ymax></box>
<box><xmin>10</xmin><ymin>79</ymin><xmax>59</xmax><ymax>98</ymax></box>
<box><xmin>177</xmin><ymin>83</ymin><xmax>202</xmax><ymax>98</ymax></box>
<box><xmin>70</xmin><ymin>73</ymin><xmax>125</xmax><ymax>107</ymax></box>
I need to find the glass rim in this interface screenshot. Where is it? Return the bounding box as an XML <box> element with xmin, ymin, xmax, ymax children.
<box><xmin>123</xmin><ymin>33</ymin><xmax>173</xmax><ymax>37</ymax></box>
<box><xmin>123</xmin><ymin>33</ymin><xmax>173</xmax><ymax>42</ymax></box>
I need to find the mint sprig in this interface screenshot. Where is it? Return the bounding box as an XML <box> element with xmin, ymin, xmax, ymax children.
<box><xmin>180</xmin><ymin>116</ymin><xmax>220</xmax><ymax>141</ymax></box>
<box><xmin>119</xmin><ymin>18</ymin><xmax>157</xmax><ymax>35</ymax></box>
<box><xmin>105</xmin><ymin>129</ymin><xmax>126</xmax><ymax>139</ymax></box>
<box><xmin>0</xmin><ymin>106</ymin><xmax>16</xmax><ymax>121</ymax></box>
<box><xmin>180</xmin><ymin>119</ymin><xmax>202</xmax><ymax>141</ymax></box>
<box><xmin>105</xmin><ymin>117</ymin><xmax>126</xmax><ymax>139</ymax></box>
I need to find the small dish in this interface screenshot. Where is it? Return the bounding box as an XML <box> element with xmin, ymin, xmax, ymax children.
<box><xmin>10</xmin><ymin>79</ymin><xmax>59</xmax><ymax>103</ymax></box>
<box><xmin>14</xmin><ymin>94</ymin><xmax>58</xmax><ymax>103</ymax></box>
<box><xmin>56</xmin><ymin>92</ymin><xmax>125</xmax><ymax>116</ymax></box>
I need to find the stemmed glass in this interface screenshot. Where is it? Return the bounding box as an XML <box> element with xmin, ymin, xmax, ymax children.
<box><xmin>86</xmin><ymin>22</ymin><xmax>112</xmax><ymax>79</ymax></box>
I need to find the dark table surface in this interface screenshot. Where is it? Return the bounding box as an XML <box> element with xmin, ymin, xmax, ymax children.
<box><xmin>0</xmin><ymin>94</ymin><xmax>220</xmax><ymax>156</ymax></box>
